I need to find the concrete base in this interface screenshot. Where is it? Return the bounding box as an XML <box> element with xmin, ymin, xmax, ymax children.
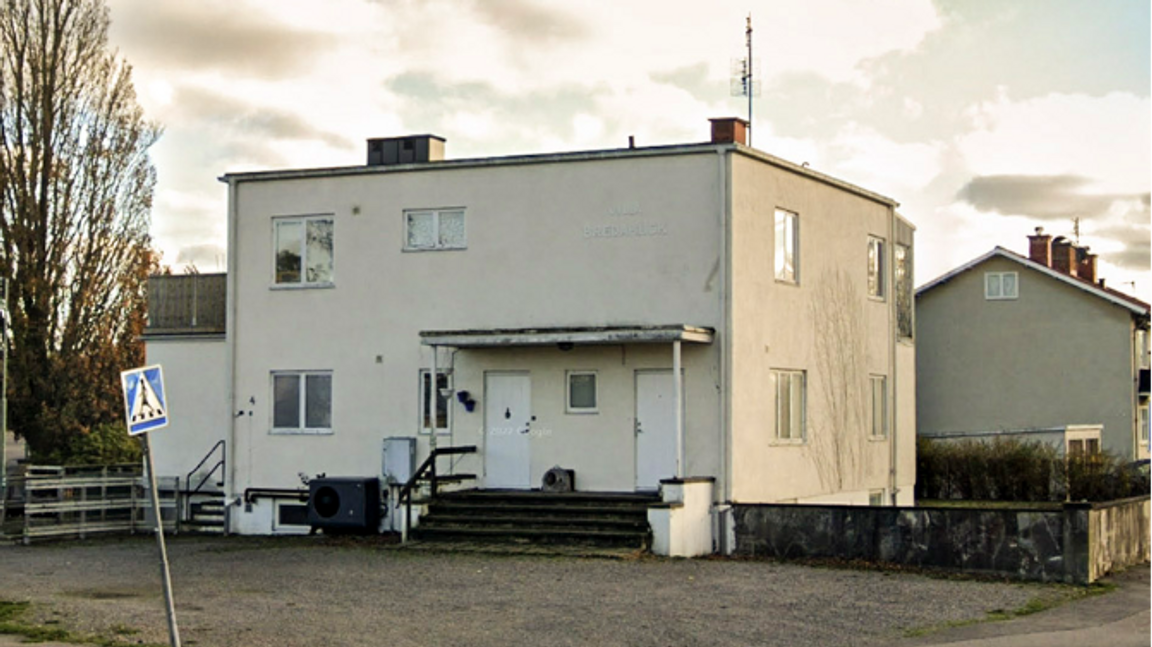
<box><xmin>648</xmin><ymin>477</ymin><xmax>715</xmax><ymax>557</ymax></box>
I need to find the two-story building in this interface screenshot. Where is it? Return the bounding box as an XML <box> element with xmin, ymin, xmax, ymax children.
<box><xmin>144</xmin><ymin>118</ymin><xmax>916</xmax><ymax>552</ymax></box>
<box><xmin>916</xmin><ymin>229</ymin><xmax>1150</xmax><ymax>460</ymax></box>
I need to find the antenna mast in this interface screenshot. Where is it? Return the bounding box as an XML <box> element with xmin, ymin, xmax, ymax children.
<box><xmin>730</xmin><ymin>15</ymin><xmax>760</xmax><ymax>146</ymax></box>
<box><xmin>746</xmin><ymin>14</ymin><xmax>753</xmax><ymax>145</ymax></box>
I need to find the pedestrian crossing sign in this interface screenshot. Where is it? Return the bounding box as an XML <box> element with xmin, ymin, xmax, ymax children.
<box><xmin>121</xmin><ymin>365</ymin><xmax>169</xmax><ymax>435</ymax></box>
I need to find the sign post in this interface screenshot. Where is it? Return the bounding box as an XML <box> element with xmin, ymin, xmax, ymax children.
<box><xmin>121</xmin><ymin>365</ymin><xmax>181</xmax><ymax>647</ymax></box>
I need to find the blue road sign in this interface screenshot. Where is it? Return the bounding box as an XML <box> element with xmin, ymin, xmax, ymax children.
<box><xmin>121</xmin><ymin>365</ymin><xmax>169</xmax><ymax>435</ymax></box>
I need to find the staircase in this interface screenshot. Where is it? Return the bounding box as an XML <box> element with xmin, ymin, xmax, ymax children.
<box><xmin>180</xmin><ymin>440</ymin><xmax>227</xmax><ymax>535</ymax></box>
<box><xmin>412</xmin><ymin>490</ymin><xmax>657</xmax><ymax>549</ymax></box>
<box><xmin>182</xmin><ymin>492</ymin><xmax>226</xmax><ymax>534</ymax></box>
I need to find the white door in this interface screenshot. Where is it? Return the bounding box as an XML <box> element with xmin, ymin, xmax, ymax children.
<box><xmin>635</xmin><ymin>370</ymin><xmax>679</xmax><ymax>490</ymax></box>
<box><xmin>484</xmin><ymin>373</ymin><xmax>532</xmax><ymax>489</ymax></box>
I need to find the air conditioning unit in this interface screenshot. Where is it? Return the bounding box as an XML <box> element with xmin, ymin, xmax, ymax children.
<box><xmin>307</xmin><ymin>477</ymin><xmax>381</xmax><ymax>533</ymax></box>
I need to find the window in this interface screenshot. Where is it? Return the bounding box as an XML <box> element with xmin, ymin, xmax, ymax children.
<box><xmin>1138</xmin><ymin>329</ymin><xmax>1150</xmax><ymax>369</ymax></box>
<box><xmin>870</xmin><ymin>375</ymin><xmax>888</xmax><ymax>438</ymax></box>
<box><xmin>405</xmin><ymin>208</ymin><xmax>466</xmax><ymax>250</ymax></box>
<box><xmin>566</xmin><ymin>371</ymin><xmax>598</xmax><ymax>413</ymax></box>
<box><xmin>774</xmin><ymin>208</ymin><xmax>798</xmax><ymax>283</ymax></box>
<box><xmin>420</xmin><ymin>370</ymin><xmax>451</xmax><ymax>434</ymax></box>
<box><xmin>867</xmin><ymin>236</ymin><xmax>885</xmax><ymax>299</ymax></box>
<box><xmin>773</xmin><ymin>369</ymin><xmax>806</xmax><ymax>441</ymax></box>
<box><xmin>868</xmin><ymin>491</ymin><xmax>885</xmax><ymax>507</ymax></box>
<box><xmin>895</xmin><ymin>244</ymin><xmax>913</xmax><ymax>338</ymax></box>
<box><xmin>272</xmin><ymin>371</ymin><xmax>332</xmax><ymax>434</ymax></box>
<box><xmin>1140</xmin><ymin>406</ymin><xmax>1150</xmax><ymax>447</ymax></box>
<box><xmin>985</xmin><ymin>272</ymin><xmax>1018</xmax><ymax>300</ymax></box>
<box><xmin>274</xmin><ymin>216</ymin><xmax>333</xmax><ymax>285</ymax></box>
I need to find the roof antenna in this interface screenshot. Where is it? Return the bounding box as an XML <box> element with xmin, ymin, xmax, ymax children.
<box><xmin>1072</xmin><ymin>217</ymin><xmax>1081</xmax><ymax>245</ymax></box>
<box><xmin>730</xmin><ymin>14</ymin><xmax>760</xmax><ymax>146</ymax></box>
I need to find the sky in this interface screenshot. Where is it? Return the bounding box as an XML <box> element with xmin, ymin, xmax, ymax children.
<box><xmin>105</xmin><ymin>0</ymin><xmax>1150</xmax><ymax>300</ymax></box>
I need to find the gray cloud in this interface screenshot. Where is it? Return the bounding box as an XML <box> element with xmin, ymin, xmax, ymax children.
<box><xmin>650</xmin><ymin>62</ymin><xmax>727</xmax><ymax>104</ymax></box>
<box><xmin>171</xmin><ymin>86</ymin><xmax>352</xmax><ymax>150</ymax></box>
<box><xmin>175</xmin><ymin>244</ymin><xmax>228</xmax><ymax>272</ymax></box>
<box><xmin>113</xmin><ymin>4</ymin><xmax>337</xmax><ymax>78</ymax></box>
<box><xmin>470</xmin><ymin>0</ymin><xmax>588</xmax><ymax>44</ymax></box>
<box><xmin>957</xmin><ymin>175</ymin><xmax>1117</xmax><ymax>221</ymax></box>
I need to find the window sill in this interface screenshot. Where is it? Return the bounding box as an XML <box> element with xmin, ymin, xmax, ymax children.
<box><xmin>868</xmin><ymin>435</ymin><xmax>889</xmax><ymax>442</ymax></box>
<box><xmin>402</xmin><ymin>246</ymin><xmax>467</xmax><ymax>253</ymax></box>
<box><xmin>769</xmin><ymin>439</ymin><xmax>806</xmax><ymax>447</ymax></box>
<box><xmin>270</xmin><ymin>429</ymin><xmax>334</xmax><ymax>436</ymax></box>
<box><xmin>868</xmin><ymin>295</ymin><xmax>886</xmax><ymax>303</ymax></box>
<box><xmin>418</xmin><ymin>429</ymin><xmax>452</xmax><ymax>436</ymax></box>
<box><xmin>566</xmin><ymin>409</ymin><xmax>599</xmax><ymax>415</ymax></box>
<box><xmin>270</xmin><ymin>282</ymin><xmax>335</xmax><ymax>291</ymax></box>
<box><xmin>774</xmin><ymin>278</ymin><xmax>800</xmax><ymax>287</ymax></box>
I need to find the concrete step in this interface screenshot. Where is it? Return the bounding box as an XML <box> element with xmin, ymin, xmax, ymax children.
<box><xmin>420</xmin><ymin>514</ymin><xmax>648</xmax><ymax>530</ymax></box>
<box><xmin>413</xmin><ymin>524</ymin><xmax>648</xmax><ymax>547</ymax></box>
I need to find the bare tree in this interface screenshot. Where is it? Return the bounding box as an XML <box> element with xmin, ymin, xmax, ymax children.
<box><xmin>808</xmin><ymin>269</ymin><xmax>869</xmax><ymax>492</ymax></box>
<box><xmin>0</xmin><ymin>0</ymin><xmax>160</xmax><ymax>460</ymax></box>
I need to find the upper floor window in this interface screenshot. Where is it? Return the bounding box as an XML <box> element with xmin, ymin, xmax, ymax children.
<box><xmin>275</xmin><ymin>216</ymin><xmax>333</xmax><ymax>286</ymax></box>
<box><xmin>775</xmin><ymin>208</ymin><xmax>799</xmax><ymax>284</ymax></box>
<box><xmin>985</xmin><ymin>271</ymin><xmax>1018</xmax><ymax>300</ymax></box>
<box><xmin>1137</xmin><ymin>329</ymin><xmax>1149</xmax><ymax>369</ymax></box>
<box><xmin>895</xmin><ymin>243</ymin><xmax>913</xmax><ymax>338</ymax></box>
<box><xmin>405</xmin><ymin>208</ymin><xmax>466</xmax><ymax>251</ymax></box>
<box><xmin>867</xmin><ymin>236</ymin><xmax>886</xmax><ymax>300</ymax></box>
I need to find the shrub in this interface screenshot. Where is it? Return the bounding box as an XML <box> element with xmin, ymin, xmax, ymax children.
<box><xmin>29</xmin><ymin>423</ymin><xmax>143</xmax><ymax>466</ymax></box>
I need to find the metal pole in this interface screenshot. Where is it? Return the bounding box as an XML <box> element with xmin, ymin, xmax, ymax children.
<box><xmin>144</xmin><ymin>434</ymin><xmax>182</xmax><ymax>647</ymax></box>
<box><xmin>746</xmin><ymin>14</ymin><xmax>753</xmax><ymax>147</ymax></box>
<box><xmin>1</xmin><ymin>279</ymin><xmax>8</xmax><ymax>530</ymax></box>
<box><xmin>673</xmin><ymin>340</ymin><xmax>683</xmax><ymax>478</ymax></box>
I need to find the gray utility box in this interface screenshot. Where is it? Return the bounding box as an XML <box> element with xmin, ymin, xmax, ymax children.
<box><xmin>382</xmin><ymin>437</ymin><xmax>416</xmax><ymax>486</ymax></box>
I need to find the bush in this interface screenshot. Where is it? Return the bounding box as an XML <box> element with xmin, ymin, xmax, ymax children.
<box><xmin>916</xmin><ymin>436</ymin><xmax>1142</xmax><ymax>503</ymax></box>
<box><xmin>29</xmin><ymin>423</ymin><xmax>143</xmax><ymax>466</ymax></box>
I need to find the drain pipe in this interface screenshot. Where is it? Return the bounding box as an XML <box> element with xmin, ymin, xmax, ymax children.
<box><xmin>716</xmin><ymin>145</ymin><xmax>733</xmax><ymax>553</ymax></box>
<box><xmin>224</xmin><ymin>176</ymin><xmax>240</xmax><ymax>532</ymax></box>
<box><xmin>888</xmin><ymin>208</ymin><xmax>898</xmax><ymax>505</ymax></box>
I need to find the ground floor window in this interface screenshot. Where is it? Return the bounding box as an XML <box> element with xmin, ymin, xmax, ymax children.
<box><xmin>420</xmin><ymin>370</ymin><xmax>451</xmax><ymax>434</ymax></box>
<box><xmin>870</xmin><ymin>375</ymin><xmax>888</xmax><ymax>438</ymax></box>
<box><xmin>566</xmin><ymin>371</ymin><xmax>598</xmax><ymax>413</ymax></box>
<box><xmin>1140</xmin><ymin>404</ymin><xmax>1149</xmax><ymax>447</ymax></box>
<box><xmin>272</xmin><ymin>371</ymin><xmax>332</xmax><ymax>434</ymax></box>
<box><xmin>773</xmin><ymin>369</ymin><xmax>806</xmax><ymax>441</ymax></box>
<box><xmin>868</xmin><ymin>490</ymin><xmax>885</xmax><ymax>506</ymax></box>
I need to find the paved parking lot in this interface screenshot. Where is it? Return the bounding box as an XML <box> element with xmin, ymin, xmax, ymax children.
<box><xmin>0</xmin><ymin>535</ymin><xmax>1082</xmax><ymax>647</ymax></box>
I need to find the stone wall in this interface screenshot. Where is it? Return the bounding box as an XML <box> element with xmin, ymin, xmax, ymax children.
<box><xmin>1088</xmin><ymin>496</ymin><xmax>1151</xmax><ymax>582</ymax></box>
<box><xmin>732</xmin><ymin>501</ymin><xmax>1092</xmax><ymax>582</ymax></box>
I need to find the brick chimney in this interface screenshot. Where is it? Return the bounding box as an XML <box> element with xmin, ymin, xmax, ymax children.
<box><xmin>1051</xmin><ymin>237</ymin><xmax>1078</xmax><ymax>277</ymax></box>
<box><xmin>1076</xmin><ymin>247</ymin><xmax>1097</xmax><ymax>284</ymax></box>
<box><xmin>709</xmin><ymin>117</ymin><xmax>749</xmax><ymax>146</ymax></box>
<box><xmin>1028</xmin><ymin>227</ymin><xmax>1052</xmax><ymax>267</ymax></box>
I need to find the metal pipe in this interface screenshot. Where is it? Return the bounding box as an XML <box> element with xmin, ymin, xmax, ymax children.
<box><xmin>673</xmin><ymin>340</ymin><xmax>683</xmax><ymax>478</ymax></box>
<box><xmin>144</xmin><ymin>435</ymin><xmax>181</xmax><ymax>647</ymax></box>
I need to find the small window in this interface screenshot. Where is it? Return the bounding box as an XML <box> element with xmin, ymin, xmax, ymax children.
<box><xmin>274</xmin><ymin>216</ymin><xmax>333</xmax><ymax>286</ymax></box>
<box><xmin>1137</xmin><ymin>329</ymin><xmax>1149</xmax><ymax>369</ymax></box>
<box><xmin>566</xmin><ymin>371</ymin><xmax>598</xmax><ymax>413</ymax></box>
<box><xmin>773</xmin><ymin>369</ymin><xmax>806</xmax><ymax>441</ymax></box>
<box><xmin>867</xmin><ymin>236</ymin><xmax>885</xmax><ymax>299</ymax></box>
<box><xmin>1068</xmin><ymin>439</ymin><xmax>1084</xmax><ymax>456</ymax></box>
<box><xmin>405</xmin><ymin>208</ymin><xmax>466</xmax><ymax>250</ymax></box>
<box><xmin>1140</xmin><ymin>406</ymin><xmax>1149</xmax><ymax>445</ymax></box>
<box><xmin>774</xmin><ymin>208</ymin><xmax>799</xmax><ymax>284</ymax></box>
<box><xmin>985</xmin><ymin>271</ymin><xmax>1018</xmax><ymax>300</ymax></box>
<box><xmin>868</xmin><ymin>491</ymin><xmax>885</xmax><ymax>507</ymax></box>
<box><xmin>895</xmin><ymin>244</ymin><xmax>913</xmax><ymax>338</ymax></box>
<box><xmin>272</xmin><ymin>371</ymin><xmax>332</xmax><ymax>434</ymax></box>
<box><xmin>1085</xmin><ymin>438</ymin><xmax>1100</xmax><ymax>454</ymax></box>
<box><xmin>870</xmin><ymin>375</ymin><xmax>888</xmax><ymax>438</ymax></box>
<box><xmin>420</xmin><ymin>370</ymin><xmax>451</xmax><ymax>434</ymax></box>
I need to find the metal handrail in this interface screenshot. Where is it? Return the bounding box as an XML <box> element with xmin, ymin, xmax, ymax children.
<box><xmin>185</xmin><ymin>440</ymin><xmax>225</xmax><ymax>496</ymax></box>
<box><xmin>400</xmin><ymin>445</ymin><xmax>476</xmax><ymax>541</ymax></box>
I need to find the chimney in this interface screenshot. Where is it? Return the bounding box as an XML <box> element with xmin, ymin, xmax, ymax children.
<box><xmin>367</xmin><ymin>134</ymin><xmax>445</xmax><ymax>166</ymax></box>
<box><xmin>709</xmin><ymin>117</ymin><xmax>749</xmax><ymax>146</ymax></box>
<box><xmin>1076</xmin><ymin>247</ymin><xmax>1097</xmax><ymax>284</ymax></box>
<box><xmin>1051</xmin><ymin>237</ymin><xmax>1078</xmax><ymax>277</ymax></box>
<box><xmin>1028</xmin><ymin>227</ymin><xmax>1052</xmax><ymax>267</ymax></box>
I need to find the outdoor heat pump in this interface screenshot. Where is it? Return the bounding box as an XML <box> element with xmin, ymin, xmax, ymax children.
<box><xmin>307</xmin><ymin>477</ymin><xmax>381</xmax><ymax>533</ymax></box>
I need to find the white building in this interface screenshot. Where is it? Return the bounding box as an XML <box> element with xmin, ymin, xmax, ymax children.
<box><xmin>145</xmin><ymin>118</ymin><xmax>916</xmax><ymax>552</ymax></box>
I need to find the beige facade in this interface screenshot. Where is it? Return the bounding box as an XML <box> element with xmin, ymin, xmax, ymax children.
<box><xmin>916</xmin><ymin>248</ymin><xmax>1150</xmax><ymax>460</ymax></box>
<box><xmin>146</xmin><ymin>123</ymin><xmax>917</xmax><ymax>539</ymax></box>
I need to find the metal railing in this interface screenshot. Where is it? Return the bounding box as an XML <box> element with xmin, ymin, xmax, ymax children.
<box><xmin>9</xmin><ymin>464</ymin><xmax>178</xmax><ymax>543</ymax></box>
<box><xmin>145</xmin><ymin>273</ymin><xmax>226</xmax><ymax>335</ymax></box>
<box><xmin>399</xmin><ymin>445</ymin><xmax>476</xmax><ymax>541</ymax></box>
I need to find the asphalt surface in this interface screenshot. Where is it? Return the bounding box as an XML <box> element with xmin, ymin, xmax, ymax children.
<box><xmin>0</xmin><ymin>535</ymin><xmax>1145</xmax><ymax>647</ymax></box>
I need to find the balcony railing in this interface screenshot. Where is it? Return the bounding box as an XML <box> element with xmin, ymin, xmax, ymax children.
<box><xmin>145</xmin><ymin>274</ymin><xmax>226</xmax><ymax>336</ymax></box>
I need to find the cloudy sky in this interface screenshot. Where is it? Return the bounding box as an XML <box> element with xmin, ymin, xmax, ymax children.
<box><xmin>105</xmin><ymin>0</ymin><xmax>1150</xmax><ymax>299</ymax></box>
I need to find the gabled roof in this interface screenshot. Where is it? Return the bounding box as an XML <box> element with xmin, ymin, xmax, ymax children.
<box><xmin>916</xmin><ymin>246</ymin><xmax>1150</xmax><ymax>317</ymax></box>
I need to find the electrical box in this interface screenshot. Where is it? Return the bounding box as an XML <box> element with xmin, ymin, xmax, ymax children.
<box><xmin>382</xmin><ymin>437</ymin><xmax>416</xmax><ymax>486</ymax></box>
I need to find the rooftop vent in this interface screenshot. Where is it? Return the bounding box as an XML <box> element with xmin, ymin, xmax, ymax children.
<box><xmin>367</xmin><ymin>134</ymin><xmax>445</xmax><ymax>166</ymax></box>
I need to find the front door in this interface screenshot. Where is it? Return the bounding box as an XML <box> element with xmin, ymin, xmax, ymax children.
<box><xmin>635</xmin><ymin>370</ymin><xmax>679</xmax><ymax>490</ymax></box>
<box><xmin>484</xmin><ymin>372</ymin><xmax>532</xmax><ymax>489</ymax></box>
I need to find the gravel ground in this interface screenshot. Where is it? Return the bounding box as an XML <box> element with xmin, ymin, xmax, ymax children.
<box><xmin>0</xmin><ymin>535</ymin><xmax>1053</xmax><ymax>647</ymax></box>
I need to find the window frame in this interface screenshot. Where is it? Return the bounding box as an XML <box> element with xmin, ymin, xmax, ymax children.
<box><xmin>565</xmin><ymin>370</ymin><xmax>599</xmax><ymax>414</ymax></box>
<box><xmin>272</xmin><ymin>215</ymin><xmax>335</xmax><ymax>288</ymax></box>
<box><xmin>270</xmin><ymin>370</ymin><xmax>333</xmax><ymax>435</ymax></box>
<box><xmin>403</xmin><ymin>207</ymin><xmax>467</xmax><ymax>251</ymax></box>
<box><xmin>1139</xmin><ymin>405</ymin><xmax>1149</xmax><ymax>445</ymax></box>
<box><xmin>772</xmin><ymin>369</ymin><xmax>806</xmax><ymax>443</ymax></box>
<box><xmin>419</xmin><ymin>369</ymin><xmax>452</xmax><ymax>435</ymax></box>
<box><xmin>895</xmin><ymin>243</ymin><xmax>913</xmax><ymax>339</ymax></box>
<box><xmin>868</xmin><ymin>490</ymin><xmax>885</xmax><ymax>507</ymax></box>
<box><xmin>774</xmin><ymin>208</ymin><xmax>799</xmax><ymax>285</ymax></box>
<box><xmin>870</xmin><ymin>374</ymin><xmax>889</xmax><ymax>439</ymax></box>
<box><xmin>867</xmin><ymin>236</ymin><xmax>886</xmax><ymax>300</ymax></box>
<box><xmin>985</xmin><ymin>271</ymin><xmax>1019</xmax><ymax>300</ymax></box>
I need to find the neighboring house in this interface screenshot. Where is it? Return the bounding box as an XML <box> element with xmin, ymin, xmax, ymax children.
<box><xmin>144</xmin><ymin>117</ymin><xmax>916</xmax><ymax>550</ymax></box>
<box><xmin>916</xmin><ymin>229</ymin><xmax>1151</xmax><ymax>460</ymax></box>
